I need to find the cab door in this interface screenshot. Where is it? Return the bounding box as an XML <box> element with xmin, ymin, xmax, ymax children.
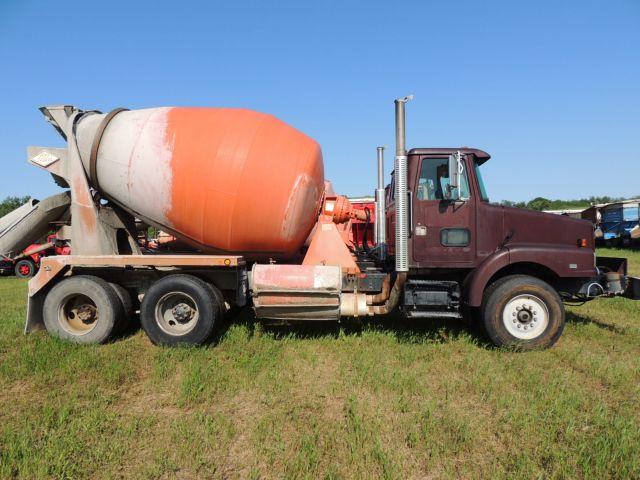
<box><xmin>411</xmin><ymin>154</ymin><xmax>476</xmax><ymax>267</ymax></box>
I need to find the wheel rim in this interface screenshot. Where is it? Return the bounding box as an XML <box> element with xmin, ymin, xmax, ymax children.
<box><xmin>18</xmin><ymin>264</ymin><xmax>31</xmax><ymax>276</ymax></box>
<box><xmin>502</xmin><ymin>294</ymin><xmax>549</xmax><ymax>340</ymax></box>
<box><xmin>58</xmin><ymin>294</ymin><xmax>99</xmax><ymax>335</ymax></box>
<box><xmin>155</xmin><ymin>291</ymin><xmax>199</xmax><ymax>336</ymax></box>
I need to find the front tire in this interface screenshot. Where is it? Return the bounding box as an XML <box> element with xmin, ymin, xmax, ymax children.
<box><xmin>481</xmin><ymin>275</ymin><xmax>565</xmax><ymax>350</ymax></box>
<box><xmin>140</xmin><ymin>274</ymin><xmax>221</xmax><ymax>346</ymax></box>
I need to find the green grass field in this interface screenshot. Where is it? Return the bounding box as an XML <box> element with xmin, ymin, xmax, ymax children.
<box><xmin>1</xmin><ymin>248</ymin><xmax>639</xmax><ymax>479</ymax></box>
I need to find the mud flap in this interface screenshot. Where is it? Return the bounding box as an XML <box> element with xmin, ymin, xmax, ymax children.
<box><xmin>25</xmin><ymin>291</ymin><xmax>46</xmax><ymax>333</ymax></box>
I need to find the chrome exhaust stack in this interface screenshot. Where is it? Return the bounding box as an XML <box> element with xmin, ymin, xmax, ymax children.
<box><xmin>394</xmin><ymin>95</ymin><xmax>413</xmax><ymax>272</ymax></box>
<box><xmin>375</xmin><ymin>146</ymin><xmax>387</xmax><ymax>259</ymax></box>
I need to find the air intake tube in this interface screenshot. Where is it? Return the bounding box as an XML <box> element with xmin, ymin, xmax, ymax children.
<box><xmin>394</xmin><ymin>95</ymin><xmax>413</xmax><ymax>272</ymax></box>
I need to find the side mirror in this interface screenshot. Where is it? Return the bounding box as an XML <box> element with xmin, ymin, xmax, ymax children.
<box><xmin>446</xmin><ymin>152</ymin><xmax>462</xmax><ymax>201</ymax></box>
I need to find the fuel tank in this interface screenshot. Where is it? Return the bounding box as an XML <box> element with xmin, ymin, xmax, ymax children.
<box><xmin>74</xmin><ymin>107</ymin><xmax>325</xmax><ymax>259</ymax></box>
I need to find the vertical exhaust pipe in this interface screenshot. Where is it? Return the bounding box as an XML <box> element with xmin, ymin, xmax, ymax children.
<box><xmin>394</xmin><ymin>95</ymin><xmax>413</xmax><ymax>272</ymax></box>
<box><xmin>375</xmin><ymin>146</ymin><xmax>386</xmax><ymax>259</ymax></box>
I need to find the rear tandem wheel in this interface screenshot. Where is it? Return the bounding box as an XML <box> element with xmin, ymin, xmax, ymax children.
<box><xmin>140</xmin><ymin>274</ymin><xmax>223</xmax><ymax>346</ymax></box>
<box><xmin>43</xmin><ymin>275</ymin><xmax>125</xmax><ymax>344</ymax></box>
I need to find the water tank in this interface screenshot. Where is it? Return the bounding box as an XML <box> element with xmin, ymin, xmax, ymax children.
<box><xmin>74</xmin><ymin>107</ymin><xmax>324</xmax><ymax>259</ymax></box>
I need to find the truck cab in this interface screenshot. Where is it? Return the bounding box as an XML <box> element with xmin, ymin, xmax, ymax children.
<box><xmin>381</xmin><ymin>142</ymin><xmax>636</xmax><ymax>348</ymax></box>
<box><xmin>387</xmin><ymin>148</ymin><xmax>593</xmax><ymax>272</ymax></box>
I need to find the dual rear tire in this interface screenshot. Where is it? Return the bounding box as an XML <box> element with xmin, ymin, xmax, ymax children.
<box><xmin>140</xmin><ymin>275</ymin><xmax>222</xmax><ymax>346</ymax></box>
<box><xmin>43</xmin><ymin>275</ymin><xmax>128</xmax><ymax>344</ymax></box>
<box><xmin>43</xmin><ymin>274</ymin><xmax>223</xmax><ymax>346</ymax></box>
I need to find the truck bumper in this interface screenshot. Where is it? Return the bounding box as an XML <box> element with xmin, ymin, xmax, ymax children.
<box><xmin>624</xmin><ymin>276</ymin><xmax>640</xmax><ymax>300</ymax></box>
<box><xmin>576</xmin><ymin>257</ymin><xmax>640</xmax><ymax>300</ymax></box>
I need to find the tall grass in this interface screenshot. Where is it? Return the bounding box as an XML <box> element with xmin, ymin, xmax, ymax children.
<box><xmin>1</xmin><ymin>248</ymin><xmax>638</xmax><ymax>478</ymax></box>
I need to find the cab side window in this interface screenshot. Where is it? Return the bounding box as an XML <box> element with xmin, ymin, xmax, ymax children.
<box><xmin>416</xmin><ymin>157</ymin><xmax>470</xmax><ymax>201</ymax></box>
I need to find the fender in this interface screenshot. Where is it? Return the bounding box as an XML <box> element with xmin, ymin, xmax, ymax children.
<box><xmin>465</xmin><ymin>244</ymin><xmax>597</xmax><ymax>307</ymax></box>
<box><xmin>464</xmin><ymin>248</ymin><xmax>510</xmax><ymax>307</ymax></box>
<box><xmin>508</xmin><ymin>244</ymin><xmax>595</xmax><ymax>278</ymax></box>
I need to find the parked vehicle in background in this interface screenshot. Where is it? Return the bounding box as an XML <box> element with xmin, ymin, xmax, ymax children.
<box><xmin>596</xmin><ymin>201</ymin><xmax>640</xmax><ymax>247</ymax></box>
<box><xmin>581</xmin><ymin>205</ymin><xmax>602</xmax><ymax>225</ymax></box>
<box><xmin>0</xmin><ymin>256</ymin><xmax>15</xmax><ymax>275</ymax></box>
<box><xmin>601</xmin><ymin>203</ymin><xmax>624</xmax><ymax>246</ymax></box>
<box><xmin>619</xmin><ymin>222</ymin><xmax>638</xmax><ymax>246</ymax></box>
<box><xmin>620</xmin><ymin>201</ymin><xmax>640</xmax><ymax>247</ymax></box>
<box><xmin>0</xmin><ymin>233</ymin><xmax>70</xmax><ymax>278</ymax></box>
<box><xmin>0</xmin><ymin>194</ymin><xmax>72</xmax><ymax>277</ymax></box>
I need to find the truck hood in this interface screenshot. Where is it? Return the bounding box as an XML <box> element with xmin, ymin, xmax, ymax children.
<box><xmin>502</xmin><ymin>207</ymin><xmax>594</xmax><ymax>249</ymax></box>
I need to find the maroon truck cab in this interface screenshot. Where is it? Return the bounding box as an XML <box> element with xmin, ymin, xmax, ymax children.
<box><xmin>382</xmin><ymin>147</ymin><xmax>636</xmax><ymax>348</ymax></box>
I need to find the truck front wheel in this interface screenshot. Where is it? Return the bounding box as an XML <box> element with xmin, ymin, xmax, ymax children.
<box><xmin>140</xmin><ymin>274</ymin><xmax>221</xmax><ymax>346</ymax></box>
<box><xmin>481</xmin><ymin>275</ymin><xmax>565</xmax><ymax>350</ymax></box>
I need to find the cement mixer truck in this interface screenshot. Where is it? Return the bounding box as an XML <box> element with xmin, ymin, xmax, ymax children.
<box><xmin>21</xmin><ymin>98</ymin><xmax>640</xmax><ymax>349</ymax></box>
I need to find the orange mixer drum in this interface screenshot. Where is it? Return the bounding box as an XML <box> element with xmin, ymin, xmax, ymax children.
<box><xmin>75</xmin><ymin>107</ymin><xmax>325</xmax><ymax>259</ymax></box>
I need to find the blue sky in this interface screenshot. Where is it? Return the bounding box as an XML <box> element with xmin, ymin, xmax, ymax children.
<box><xmin>0</xmin><ymin>0</ymin><xmax>638</xmax><ymax>202</ymax></box>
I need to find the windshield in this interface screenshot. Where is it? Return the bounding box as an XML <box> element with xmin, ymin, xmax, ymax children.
<box><xmin>474</xmin><ymin>161</ymin><xmax>489</xmax><ymax>201</ymax></box>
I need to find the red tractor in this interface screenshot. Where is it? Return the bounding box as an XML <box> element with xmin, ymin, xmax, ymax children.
<box><xmin>0</xmin><ymin>234</ymin><xmax>70</xmax><ymax>278</ymax></box>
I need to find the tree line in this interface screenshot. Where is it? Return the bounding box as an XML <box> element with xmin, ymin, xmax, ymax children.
<box><xmin>499</xmin><ymin>195</ymin><xmax>639</xmax><ymax>212</ymax></box>
<box><xmin>0</xmin><ymin>196</ymin><xmax>31</xmax><ymax>218</ymax></box>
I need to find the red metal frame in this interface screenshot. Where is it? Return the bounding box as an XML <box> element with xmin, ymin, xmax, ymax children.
<box><xmin>349</xmin><ymin>199</ymin><xmax>375</xmax><ymax>248</ymax></box>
